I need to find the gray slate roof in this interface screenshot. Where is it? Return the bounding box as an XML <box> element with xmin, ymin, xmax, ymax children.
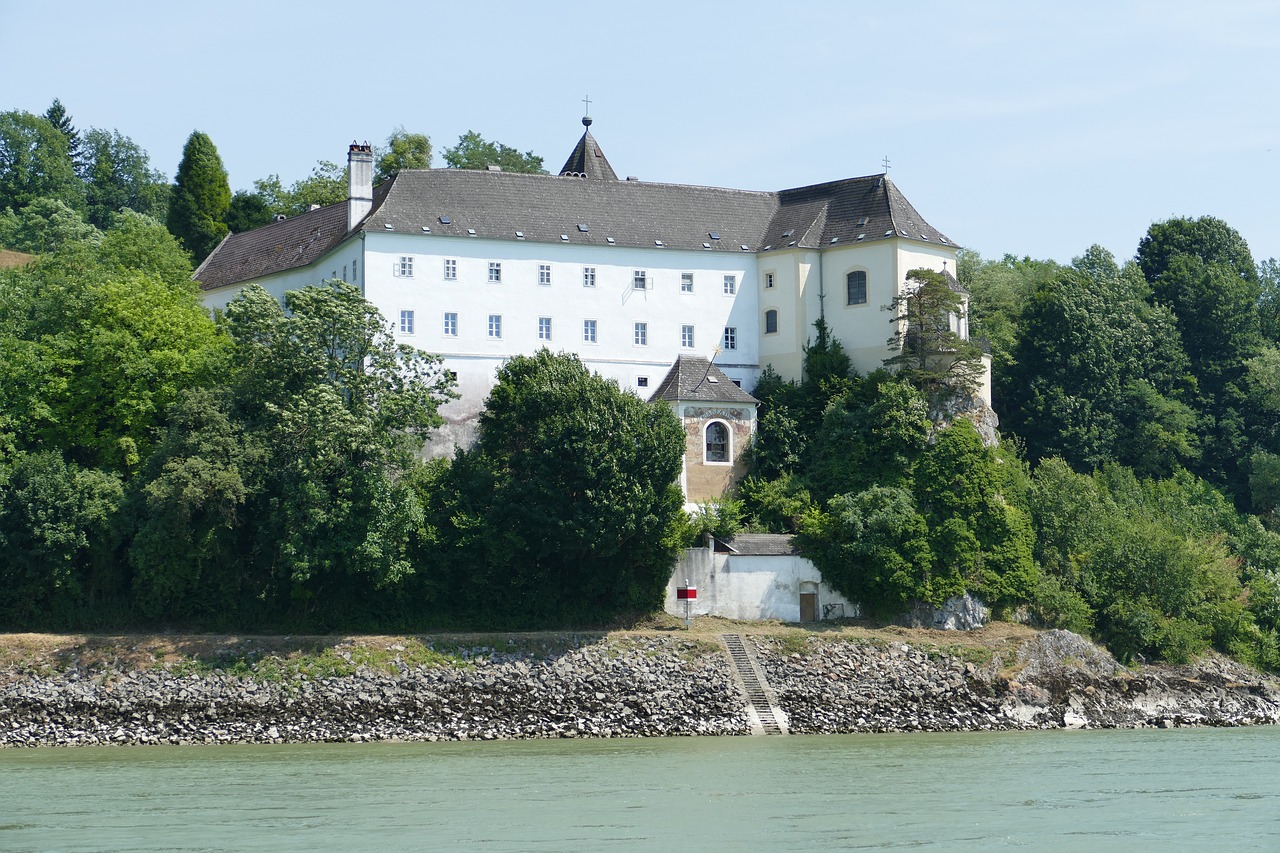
<box><xmin>559</xmin><ymin>124</ymin><xmax>620</xmax><ymax>181</ymax></box>
<box><xmin>360</xmin><ymin>169</ymin><xmax>778</xmax><ymax>255</ymax></box>
<box><xmin>195</xmin><ymin>123</ymin><xmax>954</xmax><ymax>291</ymax></box>
<box><xmin>194</xmin><ymin>182</ymin><xmax>390</xmax><ymax>291</ymax></box>
<box><xmin>649</xmin><ymin>356</ymin><xmax>758</xmax><ymax>405</ymax></box>
<box><xmin>714</xmin><ymin>534</ymin><xmax>797</xmax><ymax>556</ymax></box>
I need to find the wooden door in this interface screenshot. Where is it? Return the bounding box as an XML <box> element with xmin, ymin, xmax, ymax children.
<box><xmin>800</xmin><ymin>592</ymin><xmax>817</xmax><ymax>622</ymax></box>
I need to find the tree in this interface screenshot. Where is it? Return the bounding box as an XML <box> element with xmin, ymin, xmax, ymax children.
<box><xmin>1258</xmin><ymin>258</ymin><xmax>1280</xmax><ymax>343</ymax></box>
<box><xmin>430</xmin><ymin>350</ymin><xmax>684</xmax><ymax>624</ymax></box>
<box><xmin>375</xmin><ymin>127</ymin><xmax>432</xmax><ymax>182</ymax></box>
<box><xmin>0</xmin><ymin>110</ymin><xmax>84</xmax><ymax>215</ymax></box>
<box><xmin>795</xmin><ymin>486</ymin><xmax>935</xmax><ymax>615</ymax></box>
<box><xmin>884</xmin><ymin>267</ymin><xmax>984</xmax><ymax>399</ymax></box>
<box><xmin>0</xmin><ymin>240</ymin><xmax>224</xmax><ymax>472</ymax></box>
<box><xmin>96</xmin><ymin>209</ymin><xmax>194</xmax><ymax>289</ymax></box>
<box><xmin>251</xmin><ymin>160</ymin><xmax>347</xmax><ymax>218</ymax></box>
<box><xmin>79</xmin><ymin>128</ymin><xmax>169</xmax><ymax>227</ymax></box>
<box><xmin>226</xmin><ymin>190</ymin><xmax>272</xmax><ymax>233</ymax></box>
<box><xmin>0</xmin><ymin>197</ymin><xmax>101</xmax><ymax>253</ymax></box>
<box><xmin>443</xmin><ymin>131</ymin><xmax>546</xmax><ymax>174</ymax></box>
<box><xmin>126</xmin><ymin>282</ymin><xmax>454</xmax><ymax>623</ymax></box>
<box><xmin>0</xmin><ymin>450</ymin><xmax>123</xmax><ymax>624</ymax></box>
<box><xmin>1137</xmin><ymin>215</ymin><xmax>1257</xmax><ymax>285</ymax></box>
<box><xmin>803</xmin><ymin>377</ymin><xmax>930</xmax><ymax>502</ymax></box>
<box><xmin>999</xmin><ymin>247</ymin><xmax>1196</xmax><ymax>476</ymax></box>
<box><xmin>42</xmin><ymin>98</ymin><xmax>82</xmax><ymax>171</ymax></box>
<box><xmin>166</xmin><ymin>130</ymin><xmax>230</xmax><ymax>261</ymax></box>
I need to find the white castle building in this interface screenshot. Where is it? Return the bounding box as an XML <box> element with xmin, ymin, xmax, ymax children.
<box><xmin>196</xmin><ymin>117</ymin><xmax>984</xmax><ymax>500</ymax></box>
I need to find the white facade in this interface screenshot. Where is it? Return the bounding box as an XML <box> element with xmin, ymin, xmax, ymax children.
<box><xmin>197</xmin><ymin>127</ymin><xmax>980</xmax><ymax>452</ymax></box>
<box><xmin>666</xmin><ymin>545</ymin><xmax>859</xmax><ymax>623</ymax></box>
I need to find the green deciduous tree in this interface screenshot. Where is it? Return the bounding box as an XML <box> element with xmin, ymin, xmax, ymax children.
<box><xmin>1000</xmin><ymin>246</ymin><xmax>1196</xmax><ymax>476</ymax></box>
<box><xmin>128</xmin><ymin>282</ymin><xmax>454</xmax><ymax>624</ymax></box>
<box><xmin>0</xmin><ymin>110</ymin><xmax>84</xmax><ymax>216</ymax></box>
<box><xmin>80</xmin><ymin>128</ymin><xmax>169</xmax><ymax>228</ymax></box>
<box><xmin>0</xmin><ymin>239</ymin><xmax>223</xmax><ymax>473</ymax></box>
<box><xmin>443</xmin><ymin>131</ymin><xmax>546</xmax><ymax>174</ymax></box>
<box><xmin>226</xmin><ymin>189</ymin><xmax>273</xmax><ymax>233</ymax></box>
<box><xmin>429</xmin><ymin>350</ymin><xmax>684</xmax><ymax>624</ymax></box>
<box><xmin>1137</xmin><ymin>215</ymin><xmax>1258</xmax><ymax>286</ymax></box>
<box><xmin>166</xmin><ymin>130</ymin><xmax>230</xmax><ymax>261</ymax></box>
<box><xmin>0</xmin><ymin>450</ymin><xmax>124</xmax><ymax>625</ymax></box>
<box><xmin>0</xmin><ymin>197</ymin><xmax>101</xmax><ymax>253</ymax></box>
<box><xmin>375</xmin><ymin>127</ymin><xmax>432</xmax><ymax>182</ymax></box>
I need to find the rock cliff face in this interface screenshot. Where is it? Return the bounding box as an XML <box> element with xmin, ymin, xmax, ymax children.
<box><xmin>2</xmin><ymin>631</ymin><xmax>1277</xmax><ymax>747</ymax></box>
<box><xmin>930</xmin><ymin>393</ymin><xmax>1000</xmax><ymax>447</ymax></box>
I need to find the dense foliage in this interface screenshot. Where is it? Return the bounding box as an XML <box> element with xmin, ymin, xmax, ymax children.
<box><xmin>422</xmin><ymin>350</ymin><xmax>686</xmax><ymax>626</ymax></box>
<box><xmin>443</xmin><ymin>131</ymin><xmax>547</xmax><ymax>174</ymax></box>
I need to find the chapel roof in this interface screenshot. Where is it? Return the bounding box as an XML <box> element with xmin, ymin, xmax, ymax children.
<box><xmin>649</xmin><ymin>356</ymin><xmax>758</xmax><ymax>405</ymax></box>
<box><xmin>559</xmin><ymin>116</ymin><xmax>619</xmax><ymax>180</ymax></box>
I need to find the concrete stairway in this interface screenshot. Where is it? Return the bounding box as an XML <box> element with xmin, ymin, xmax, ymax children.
<box><xmin>721</xmin><ymin>634</ymin><xmax>789</xmax><ymax>736</ymax></box>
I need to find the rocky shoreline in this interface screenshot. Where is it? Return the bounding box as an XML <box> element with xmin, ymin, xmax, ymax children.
<box><xmin>2</xmin><ymin>630</ymin><xmax>1278</xmax><ymax>747</ymax></box>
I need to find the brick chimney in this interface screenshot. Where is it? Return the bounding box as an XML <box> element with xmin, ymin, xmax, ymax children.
<box><xmin>347</xmin><ymin>141</ymin><xmax>373</xmax><ymax>231</ymax></box>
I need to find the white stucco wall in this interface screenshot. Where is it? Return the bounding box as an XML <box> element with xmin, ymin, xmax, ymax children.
<box><xmin>665</xmin><ymin>547</ymin><xmax>859</xmax><ymax>622</ymax></box>
<box><xmin>201</xmin><ymin>237</ymin><xmax>364</xmax><ymax>313</ymax></box>
<box><xmin>360</xmin><ymin>231</ymin><xmax>762</xmax><ymax>425</ymax></box>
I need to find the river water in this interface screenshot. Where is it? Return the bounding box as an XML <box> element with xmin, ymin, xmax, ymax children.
<box><xmin>2</xmin><ymin>727</ymin><xmax>1278</xmax><ymax>852</ymax></box>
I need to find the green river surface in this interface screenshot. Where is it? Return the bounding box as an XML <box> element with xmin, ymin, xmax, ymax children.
<box><xmin>2</xmin><ymin>727</ymin><xmax>1278</xmax><ymax>852</ymax></box>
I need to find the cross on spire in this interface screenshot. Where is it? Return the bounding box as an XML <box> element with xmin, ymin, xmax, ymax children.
<box><xmin>882</xmin><ymin>155</ymin><xmax>891</xmax><ymax>172</ymax></box>
<box><xmin>582</xmin><ymin>95</ymin><xmax>592</xmax><ymax>116</ymax></box>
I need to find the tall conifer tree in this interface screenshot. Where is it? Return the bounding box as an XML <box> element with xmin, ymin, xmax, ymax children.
<box><xmin>167</xmin><ymin>130</ymin><xmax>230</xmax><ymax>262</ymax></box>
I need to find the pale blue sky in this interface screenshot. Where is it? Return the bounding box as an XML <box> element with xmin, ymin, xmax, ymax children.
<box><xmin>4</xmin><ymin>0</ymin><xmax>1277</xmax><ymax>266</ymax></box>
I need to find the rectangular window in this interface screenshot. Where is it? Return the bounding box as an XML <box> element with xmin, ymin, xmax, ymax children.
<box><xmin>634</xmin><ymin>322</ymin><xmax>648</xmax><ymax>346</ymax></box>
<box><xmin>681</xmin><ymin>272</ymin><xmax>694</xmax><ymax>293</ymax></box>
<box><xmin>765</xmin><ymin>272</ymin><xmax>775</xmax><ymax>289</ymax></box>
<box><xmin>722</xmin><ymin>326</ymin><xmax>737</xmax><ymax>350</ymax></box>
<box><xmin>539</xmin><ymin>264</ymin><xmax>552</xmax><ymax>285</ymax></box>
<box><xmin>396</xmin><ymin>256</ymin><xmax>413</xmax><ymax>277</ymax></box>
<box><xmin>399</xmin><ymin>310</ymin><xmax>415</xmax><ymax>334</ymax></box>
<box><xmin>847</xmin><ymin>270</ymin><xmax>868</xmax><ymax>305</ymax></box>
<box><xmin>764</xmin><ymin>309</ymin><xmax>778</xmax><ymax>334</ymax></box>
<box><xmin>444</xmin><ymin>258</ymin><xmax>457</xmax><ymax>280</ymax></box>
<box><xmin>443</xmin><ymin>312</ymin><xmax>458</xmax><ymax>337</ymax></box>
<box><xmin>488</xmin><ymin>314</ymin><xmax>502</xmax><ymax>338</ymax></box>
<box><xmin>538</xmin><ymin>316</ymin><xmax>552</xmax><ymax>340</ymax></box>
<box><xmin>633</xmin><ymin>270</ymin><xmax>647</xmax><ymax>290</ymax></box>
<box><xmin>681</xmin><ymin>324</ymin><xmax>695</xmax><ymax>348</ymax></box>
<box><xmin>583</xmin><ymin>319</ymin><xmax>597</xmax><ymax>343</ymax></box>
<box><xmin>583</xmin><ymin>266</ymin><xmax>596</xmax><ymax>288</ymax></box>
<box><xmin>343</xmin><ymin>264</ymin><xmax>348</xmax><ymax>282</ymax></box>
<box><xmin>723</xmin><ymin>274</ymin><xmax>736</xmax><ymax>295</ymax></box>
<box><xmin>636</xmin><ymin>376</ymin><xmax>649</xmax><ymax>389</ymax></box>
<box><xmin>352</xmin><ymin>259</ymin><xmax>358</xmax><ymax>283</ymax></box>
<box><xmin>488</xmin><ymin>262</ymin><xmax>502</xmax><ymax>283</ymax></box>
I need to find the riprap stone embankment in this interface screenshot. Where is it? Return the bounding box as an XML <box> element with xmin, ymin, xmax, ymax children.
<box><xmin>2</xmin><ymin>630</ymin><xmax>1278</xmax><ymax>747</ymax></box>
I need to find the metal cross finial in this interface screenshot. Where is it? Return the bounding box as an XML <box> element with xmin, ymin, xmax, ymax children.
<box><xmin>583</xmin><ymin>95</ymin><xmax>592</xmax><ymax>115</ymax></box>
<box><xmin>882</xmin><ymin>155</ymin><xmax>891</xmax><ymax>172</ymax></box>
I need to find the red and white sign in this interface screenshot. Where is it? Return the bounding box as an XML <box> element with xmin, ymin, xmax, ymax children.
<box><xmin>676</xmin><ymin>586</ymin><xmax>697</xmax><ymax>600</ymax></box>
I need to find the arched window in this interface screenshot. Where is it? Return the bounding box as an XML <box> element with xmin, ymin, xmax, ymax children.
<box><xmin>764</xmin><ymin>309</ymin><xmax>778</xmax><ymax>334</ymax></box>
<box><xmin>705</xmin><ymin>421</ymin><xmax>729</xmax><ymax>463</ymax></box>
<box><xmin>847</xmin><ymin>270</ymin><xmax>867</xmax><ymax>305</ymax></box>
